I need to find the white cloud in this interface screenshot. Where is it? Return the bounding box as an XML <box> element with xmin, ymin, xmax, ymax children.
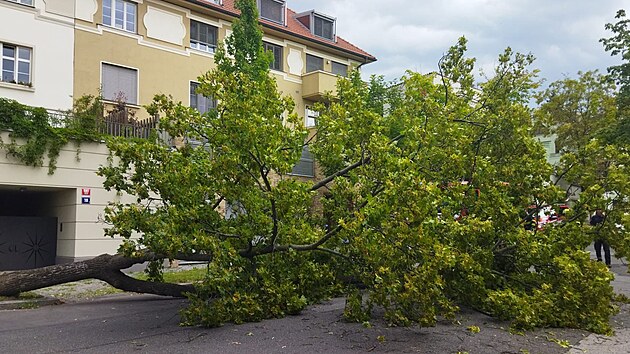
<box><xmin>289</xmin><ymin>0</ymin><xmax>627</xmax><ymax>84</ymax></box>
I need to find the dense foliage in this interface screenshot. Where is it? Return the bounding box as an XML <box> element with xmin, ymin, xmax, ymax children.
<box><xmin>99</xmin><ymin>0</ymin><xmax>627</xmax><ymax>334</ymax></box>
<box><xmin>601</xmin><ymin>9</ymin><xmax>630</xmax><ymax>145</ymax></box>
<box><xmin>0</xmin><ymin>96</ymin><xmax>103</xmax><ymax>174</ymax></box>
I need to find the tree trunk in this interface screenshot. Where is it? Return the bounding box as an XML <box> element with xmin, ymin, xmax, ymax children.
<box><xmin>0</xmin><ymin>253</ymin><xmax>204</xmax><ymax>298</ymax></box>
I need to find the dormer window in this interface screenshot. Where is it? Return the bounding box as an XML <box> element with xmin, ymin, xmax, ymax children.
<box><xmin>258</xmin><ymin>0</ymin><xmax>285</xmax><ymax>25</ymax></box>
<box><xmin>295</xmin><ymin>11</ymin><xmax>336</xmax><ymax>41</ymax></box>
<box><xmin>313</xmin><ymin>15</ymin><xmax>334</xmax><ymax>40</ymax></box>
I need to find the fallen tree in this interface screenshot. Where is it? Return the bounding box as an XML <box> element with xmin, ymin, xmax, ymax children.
<box><xmin>0</xmin><ymin>252</ymin><xmax>212</xmax><ymax>298</ymax></box>
<box><xmin>1</xmin><ymin>0</ymin><xmax>628</xmax><ymax>335</ymax></box>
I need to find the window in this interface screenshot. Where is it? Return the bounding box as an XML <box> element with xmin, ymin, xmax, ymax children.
<box><xmin>190</xmin><ymin>82</ymin><xmax>216</xmax><ymax>114</ymax></box>
<box><xmin>305</xmin><ymin>106</ymin><xmax>318</xmax><ymax>128</ymax></box>
<box><xmin>5</xmin><ymin>0</ymin><xmax>34</xmax><ymax>6</ymax></box>
<box><xmin>102</xmin><ymin>63</ymin><xmax>138</xmax><ymax>104</ymax></box>
<box><xmin>103</xmin><ymin>0</ymin><xmax>137</xmax><ymax>33</ymax></box>
<box><xmin>190</xmin><ymin>20</ymin><xmax>218</xmax><ymax>54</ymax></box>
<box><xmin>258</xmin><ymin>0</ymin><xmax>284</xmax><ymax>24</ymax></box>
<box><xmin>331</xmin><ymin>62</ymin><xmax>348</xmax><ymax>77</ymax></box>
<box><xmin>225</xmin><ymin>201</ymin><xmax>246</xmax><ymax>220</ymax></box>
<box><xmin>1</xmin><ymin>43</ymin><xmax>31</xmax><ymax>85</ymax></box>
<box><xmin>263</xmin><ymin>42</ymin><xmax>283</xmax><ymax>71</ymax></box>
<box><xmin>313</xmin><ymin>15</ymin><xmax>334</xmax><ymax>40</ymax></box>
<box><xmin>291</xmin><ymin>146</ymin><xmax>314</xmax><ymax>177</ymax></box>
<box><xmin>306</xmin><ymin>54</ymin><xmax>323</xmax><ymax>73</ymax></box>
<box><xmin>295</xmin><ymin>11</ymin><xmax>336</xmax><ymax>41</ymax></box>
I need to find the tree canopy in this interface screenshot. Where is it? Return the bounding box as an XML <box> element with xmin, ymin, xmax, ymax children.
<box><xmin>93</xmin><ymin>0</ymin><xmax>627</xmax><ymax>334</ymax></box>
<box><xmin>601</xmin><ymin>9</ymin><xmax>630</xmax><ymax>145</ymax></box>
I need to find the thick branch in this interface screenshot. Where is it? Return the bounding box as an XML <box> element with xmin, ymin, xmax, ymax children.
<box><xmin>310</xmin><ymin>134</ymin><xmax>404</xmax><ymax>192</ymax></box>
<box><xmin>97</xmin><ymin>270</ymin><xmax>195</xmax><ymax>297</ymax></box>
<box><xmin>0</xmin><ymin>251</ymin><xmax>211</xmax><ymax>297</ymax></box>
<box><xmin>242</xmin><ymin>184</ymin><xmax>387</xmax><ymax>259</ymax></box>
<box><xmin>241</xmin><ymin>225</ymin><xmax>342</xmax><ymax>258</ymax></box>
<box><xmin>310</xmin><ymin>157</ymin><xmax>371</xmax><ymax>192</ymax></box>
<box><xmin>452</xmin><ymin>119</ymin><xmax>487</xmax><ymax>128</ymax></box>
<box><xmin>260</xmin><ymin>162</ymin><xmax>279</xmax><ymax>246</ymax></box>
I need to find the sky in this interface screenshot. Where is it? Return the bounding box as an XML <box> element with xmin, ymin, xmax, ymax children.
<box><xmin>291</xmin><ymin>0</ymin><xmax>627</xmax><ymax>85</ymax></box>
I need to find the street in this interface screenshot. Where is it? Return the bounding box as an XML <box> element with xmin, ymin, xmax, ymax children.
<box><xmin>0</xmin><ymin>246</ymin><xmax>628</xmax><ymax>354</ymax></box>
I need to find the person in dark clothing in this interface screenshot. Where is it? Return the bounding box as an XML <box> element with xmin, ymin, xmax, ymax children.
<box><xmin>590</xmin><ymin>209</ymin><xmax>611</xmax><ymax>267</ymax></box>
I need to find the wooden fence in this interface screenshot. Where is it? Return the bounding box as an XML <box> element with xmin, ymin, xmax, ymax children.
<box><xmin>101</xmin><ymin>110</ymin><xmax>159</xmax><ymax>139</ymax></box>
<box><xmin>47</xmin><ymin>109</ymin><xmax>159</xmax><ymax>139</ymax></box>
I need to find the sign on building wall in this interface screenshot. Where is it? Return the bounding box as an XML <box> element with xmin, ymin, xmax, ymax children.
<box><xmin>81</xmin><ymin>188</ymin><xmax>90</xmax><ymax>204</ymax></box>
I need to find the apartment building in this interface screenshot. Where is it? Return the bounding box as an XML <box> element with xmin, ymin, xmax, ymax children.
<box><xmin>0</xmin><ymin>0</ymin><xmax>74</xmax><ymax>111</ymax></box>
<box><xmin>0</xmin><ymin>0</ymin><xmax>376</xmax><ymax>269</ymax></box>
<box><xmin>74</xmin><ymin>0</ymin><xmax>375</xmax><ymax>119</ymax></box>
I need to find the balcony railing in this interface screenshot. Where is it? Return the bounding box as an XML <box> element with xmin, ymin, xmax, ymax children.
<box><xmin>100</xmin><ymin>110</ymin><xmax>158</xmax><ymax>139</ymax></box>
<box><xmin>47</xmin><ymin>109</ymin><xmax>159</xmax><ymax>140</ymax></box>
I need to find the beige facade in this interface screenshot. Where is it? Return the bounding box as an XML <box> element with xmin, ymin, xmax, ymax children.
<box><xmin>73</xmin><ymin>0</ymin><xmax>374</xmax><ymax>122</ymax></box>
<box><xmin>0</xmin><ymin>0</ymin><xmax>375</xmax><ymax>266</ymax></box>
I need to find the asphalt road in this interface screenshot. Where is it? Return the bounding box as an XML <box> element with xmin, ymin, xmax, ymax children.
<box><xmin>0</xmin><ymin>245</ymin><xmax>628</xmax><ymax>354</ymax></box>
<box><xmin>0</xmin><ymin>294</ymin><xmax>589</xmax><ymax>354</ymax></box>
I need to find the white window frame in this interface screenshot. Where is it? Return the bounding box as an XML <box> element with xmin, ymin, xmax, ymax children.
<box><xmin>190</xmin><ymin>20</ymin><xmax>218</xmax><ymax>54</ymax></box>
<box><xmin>189</xmin><ymin>81</ymin><xmax>216</xmax><ymax>114</ymax></box>
<box><xmin>305</xmin><ymin>106</ymin><xmax>318</xmax><ymax>128</ymax></box>
<box><xmin>5</xmin><ymin>0</ymin><xmax>33</xmax><ymax>6</ymax></box>
<box><xmin>312</xmin><ymin>14</ymin><xmax>336</xmax><ymax>41</ymax></box>
<box><xmin>1</xmin><ymin>42</ymin><xmax>32</xmax><ymax>86</ymax></box>
<box><xmin>101</xmin><ymin>62</ymin><xmax>139</xmax><ymax>105</ymax></box>
<box><xmin>102</xmin><ymin>0</ymin><xmax>137</xmax><ymax>33</ymax></box>
<box><xmin>257</xmin><ymin>0</ymin><xmax>285</xmax><ymax>25</ymax></box>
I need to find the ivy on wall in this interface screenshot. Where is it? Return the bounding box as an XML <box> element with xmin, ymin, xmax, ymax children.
<box><xmin>0</xmin><ymin>96</ymin><xmax>103</xmax><ymax>174</ymax></box>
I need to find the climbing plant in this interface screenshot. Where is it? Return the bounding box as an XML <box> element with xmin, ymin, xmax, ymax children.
<box><xmin>0</xmin><ymin>95</ymin><xmax>104</xmax><ymax>174</ymax></box>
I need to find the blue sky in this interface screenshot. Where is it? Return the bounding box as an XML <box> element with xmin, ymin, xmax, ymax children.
<box><xmin>291</xmin><ymin>0</ymin><xmax>627</xmax><ymax>85</ymax></box>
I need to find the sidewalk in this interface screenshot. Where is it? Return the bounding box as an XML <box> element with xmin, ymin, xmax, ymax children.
<box><xmin>569</xmin><ymin>244</ymin><xmax>630</xmax><ymax>353</ymax></box>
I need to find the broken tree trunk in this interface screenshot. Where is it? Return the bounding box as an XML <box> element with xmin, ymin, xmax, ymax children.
<box><xmin>0</xmin><ymin>252</ymin><xmax>210</xmax><ymax>297</ymax></box>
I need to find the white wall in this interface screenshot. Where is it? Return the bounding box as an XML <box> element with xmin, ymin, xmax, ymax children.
<box><xmin>535</xmin><ymin>134</ymin><xmax>561</xmax><ymax>166</ymax></box>
<box><xmin>0</xmin><ymin>0</ymin><xmax>74</xmax><ymax>111</ymax></box>
<box><xmin>0</xmin><ymin>132</ymin><xmax>134</xmax><ymax>260</ymax></box>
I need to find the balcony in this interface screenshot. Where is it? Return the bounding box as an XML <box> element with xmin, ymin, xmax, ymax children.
<box><xmin>301</xmin><ymin>70</ymin><xmax>338</xmax><ymax>101</ymax></box>
<box><xmin>47</xmin><ymin>108</ymin><xmax>159</xmax><ymax>140</ymax></box>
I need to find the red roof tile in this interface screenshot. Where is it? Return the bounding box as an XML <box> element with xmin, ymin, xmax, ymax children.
<box><xmin>187</xmin><ymin>0</ymin><xmax>376</xmax><ymax>62</ymax></box>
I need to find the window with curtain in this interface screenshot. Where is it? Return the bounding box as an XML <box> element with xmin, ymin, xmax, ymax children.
<box><xmin>101</xmin><ymin>63</ymin><xmax>138</xmax><ymax>104</ymax></box>
<box><xmin>290</xmin><ymin>146</ymin><xmax>314</xmax><ymax>177</ymax></box>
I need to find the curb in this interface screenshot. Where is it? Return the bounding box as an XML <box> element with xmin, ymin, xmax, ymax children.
<box><xmin>0</xmin><ymin>297</ymin><xmax>63</xmax><ymax>310</ymax></box>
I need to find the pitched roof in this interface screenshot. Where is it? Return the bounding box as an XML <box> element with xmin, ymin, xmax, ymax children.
<box><xmin>187</xmin><ymin>0</ymin><xmax>377</xmax><ymax>63</ymax></box>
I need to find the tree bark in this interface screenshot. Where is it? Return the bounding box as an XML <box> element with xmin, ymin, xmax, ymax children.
<box><xmin>0</xmin><ymin>252</ymin><xmax>206</xmax><ymax>298</ymax></box>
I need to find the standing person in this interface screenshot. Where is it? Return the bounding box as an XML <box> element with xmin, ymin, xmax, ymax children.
<box><xmin>590</xmin><ymin>209</ymin><xmax>611</xmax><ymax>267</ymax></box>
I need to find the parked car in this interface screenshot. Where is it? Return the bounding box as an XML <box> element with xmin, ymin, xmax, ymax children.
<box><xmin>525</xmin><ymin>204</ymin><xmax>570</xmax><ymax>230</ymax></box>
